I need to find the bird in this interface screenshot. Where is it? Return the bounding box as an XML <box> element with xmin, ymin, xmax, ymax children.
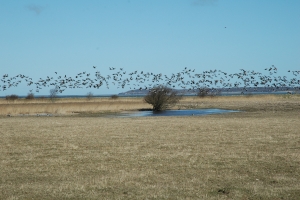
<box><xmin>0</xmin><ymin>65</ymin><xmax>299</xmax><ymax>96</ymax></box>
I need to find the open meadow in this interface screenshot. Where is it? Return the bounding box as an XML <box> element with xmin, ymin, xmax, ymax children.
<box><xmin>1</xmin><ymin>95</ymin><xmax>300</xmax><ymax>199</ymax></box>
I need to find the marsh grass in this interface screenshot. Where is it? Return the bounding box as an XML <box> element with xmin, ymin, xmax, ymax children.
<box><xmin>1</xmin><ymin>94</ymin><xmax>299</xmax><ymax>116</ymax></box>
<box><xmin>177</xmin><ymin>94</ymin><xmax>300</xmax><ymax>112</ymax></box>
<box><xmin>0</xmin><ymin>97</ymin><xmax>151</xmax><ymax>116</ymax></box>
<box><xmin>0</xmin><ymin>95</ymin><xmax>300</xmax><ymax>199</ymax></box>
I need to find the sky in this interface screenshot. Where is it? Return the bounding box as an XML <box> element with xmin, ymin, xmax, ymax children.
<box><xmin>1</xmin><ymin>0</ymin><xmax>299</xmax><ymax>96</ymax></box>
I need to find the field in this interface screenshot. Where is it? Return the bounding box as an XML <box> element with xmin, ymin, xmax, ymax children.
<box><xmin>1</xmin><ymin>95</ymin><xmax>300</xmax><ymax>199</ymax></box>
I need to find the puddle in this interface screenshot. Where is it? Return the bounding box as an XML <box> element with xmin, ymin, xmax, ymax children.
<box><xmin>116</xmin><ymin>109</ymin><xmax>238</xmax><ymax>117</ymax></box>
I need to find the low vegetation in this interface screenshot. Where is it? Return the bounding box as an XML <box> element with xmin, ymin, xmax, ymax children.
<box><xmin>1</xmin><ymin>94</ymin><xmax>300</xmax><ymax>116</ymax></box>
<box><xmin>49</xmin><ymin>87</ymin><xmax>58</xmax><ymax>102</ymax></box>
<box><xmin>110</xmin><ymin>94</ymin><xmax>119</xmax><ymax>100</ymax></box>
<box><xmin>86</xmin><ymin>92</ymin><xmax>94</xmax><ymax>100</ymax></box>
<box><xmin>144</xmin><ymin>85</ymin><xmax>182</xmax><ymax>111</ymax></box>
<box><xmin>25</xmin><ymin>93</ymin><xmax>35</xmax><ymax>100</ymax></box>
<box><xmin>0</xmin><ymin>97</ymin><xmax>151</xmax><ymax>116</ymax></box>
<box><xmin>5</xmin><ymin>94</ymin><xmax>19</xmax><ymax>102</ymax></box>
<box><xmin>0</xmin><ymin>95</ymin><xmax>299</xmax><ymax>199</ymax></box>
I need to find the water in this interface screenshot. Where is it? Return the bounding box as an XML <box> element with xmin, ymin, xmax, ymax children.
<box><xmin>116</xmin><ymin>109</ymin><xmax>238</xmax><ymax>118</ymax></box>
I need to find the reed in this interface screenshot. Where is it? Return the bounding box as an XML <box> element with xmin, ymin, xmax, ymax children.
<box><xmin>0</xmin><ymin>97</ymin><xmax>151</xmax><ymax>115</ymax></box>
<box><xmin>1</xmin><ymin>94</ymin><xmax>299</xmax><ymax>116</ymax></box>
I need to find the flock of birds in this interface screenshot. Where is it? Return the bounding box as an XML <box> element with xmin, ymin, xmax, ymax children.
<box><xmin>1</xmin><ymin>65</ymin><xmax>299</xmax><ymax>95</ymax></box>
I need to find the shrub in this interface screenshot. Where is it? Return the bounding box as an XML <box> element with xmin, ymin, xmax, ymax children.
<box><xmin>25</xmin><ymin>93</ymin><xmax>35</xmax><ymax>100</ymax></box>
<box><xmin>197</xmin><ymin>87</ymin><xmax>210</xmax><ymax>98</ymax></box>
<box><xmin>111</xmin><ymin>95</ymin><xmax>119</xmax><ymax>100</ymax></box>
<box><xmin>5</xmin><ymin>94</ymin><xmax>19</xmax><ymax>102</ymax></box>
<box><xmin>144</xmin><ymin>85</ymin><xmax>182</xmax><ymax>111</ymax></box>
<box><xmin>197</xmin><ymin>87</ymin><xmax>221</xmax><ymax>98</ymax></box>
<box><xmin>86</xmin><ymin>92</ymin><xmax>94</xmax><ymax>100</ymax></box>
<box><xmin>49</xmin><ymin>87</ymin><xmax>58</xmax><ymax>102</ymax></box>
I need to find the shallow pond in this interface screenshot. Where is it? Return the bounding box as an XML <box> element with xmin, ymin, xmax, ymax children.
<box><xmin>116</xmin><ymin>109</ymin><xmax>238</xmax><ymax>117</ymax></box>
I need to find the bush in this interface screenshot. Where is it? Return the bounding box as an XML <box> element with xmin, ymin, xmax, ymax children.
<box><xmin>197</xmin><ymin>87</ymin><xmax>221</xmax><ymax>98</ymax></box>
<box><xmin>86</xmin><ymin>92</ymin><xmax>94</xmax><ymax>100</ymax></box>
<box><xmin>5</xmin><ymin>94</ymin><xmax>19</xmax><ymax>101</ymax></box>
<box><xmin>25</xmin><ymin>93</ymin><xmax>35</xmax><ymax>100</ymax></box>
<box><xmin>111</xmin><ymin>95</ymin><xmax>119</xmax><ymax>100</ymax></box>
<box><xmin>197</xmin><ymin>87</ymin><xmax>210</xmax><ymax>98</ymax></box>
<box><xmin>49</xmin><ymin>87</ymin><xmax>58</xmax><ymax>102</ymax></box>
<box><xmin>144</xmin><ymin>85</ymin><xmax>182</xmax><ymax>111</ymax></box>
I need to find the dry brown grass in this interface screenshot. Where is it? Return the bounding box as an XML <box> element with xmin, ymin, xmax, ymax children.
<box><xmin>178</xmin><ymin>94</ymin><xmax>300</xmax><ymax>112</ymax></box>
<box><xmin>1</xmin><ymin>94</ymin><xmax>299</xmax><ymax>116</ymax></box>
<box><xmin>0</xmin><ymin>97</ymin><xmax>151</xmax><ymax>116</ymax></box>
<box><xmin>0</xmin><ymin>95</ymin><xmax>300</xmax><ymax>199</ymax></box>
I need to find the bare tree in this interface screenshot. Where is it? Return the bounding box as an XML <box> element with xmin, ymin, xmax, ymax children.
<box><xmin>86</xmin><ymin>92</ymin><xmax>94</xmax><ymax>100</ymax></box>
<box><xmin>49</xmin><ymin>86</ymin><xmax>58</xmax><ymax>102</ymax></box>
<box><xmin>144</xmin><ymin>85</ymin><xmax>182</xmax><ymax>111</ymax></box>
<box><xmin>25</xmin><ymin>93</ymin><xmax>35</xmax><ymax>100</ymax></box>
<box><xmin>197</xmin><ymin>87</ymin><xmax>210</xmax><ymax>98</ymax></box>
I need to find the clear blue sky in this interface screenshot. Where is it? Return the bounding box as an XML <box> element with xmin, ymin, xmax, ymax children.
<box><xmin>1</xmin><ymin>0</ymin><xmax>299</xmax><ymax>96</ymax></box>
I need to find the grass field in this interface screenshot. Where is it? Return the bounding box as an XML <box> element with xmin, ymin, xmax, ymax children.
<box><xmin>0</xmin><ymin>97</ymin><xmax>151</xmax><ymax>116</ymax></box>
<box><xmin>1</xmin><ymin>95</ymin><xmax>299</xmax><ymax>199</ymax></box>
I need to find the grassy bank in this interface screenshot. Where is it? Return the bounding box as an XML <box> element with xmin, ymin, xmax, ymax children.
<box><xmin>0</xmin><ymin>95</ymin><xmax>299</xmax><ymax>199</ymax></box>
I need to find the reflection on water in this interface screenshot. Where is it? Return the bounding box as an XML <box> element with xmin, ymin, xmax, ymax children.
<box><xmin>117</xmin><ymin>109</ymin><xmax>238</xmax><ymax>118</ymax></box>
